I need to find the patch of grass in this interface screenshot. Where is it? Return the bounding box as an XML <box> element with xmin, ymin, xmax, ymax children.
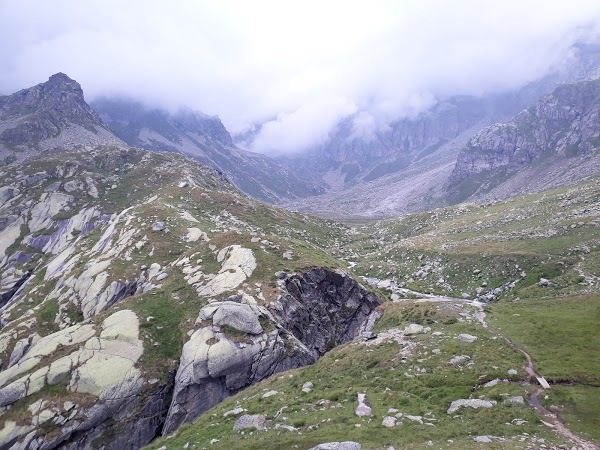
<box><xmin>37</xmin><ymin>301</ymin><xmax>60</xmax><ymax>333</ymax></box>
<box><xmin>542</xmin><ymin>385</ymin><xmax>600</xmax><ymax>443</ymax></box>
<box><xmin>488</xmin><ymin>294</ymin><xmax>600</xmax><ymax>384</ymax></box>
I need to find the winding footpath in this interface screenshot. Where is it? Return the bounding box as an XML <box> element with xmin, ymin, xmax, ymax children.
<box><xmin>411</xmin><ymin>293</ymin><xmax>598</xmax><ymax>450</ymax></box>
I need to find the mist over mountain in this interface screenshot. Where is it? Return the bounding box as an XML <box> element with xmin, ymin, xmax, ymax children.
<box><xmin>1</xmin><ymin>3</ymin><xmax>600</xmax><ymax>450</ymax></box>
<box><xmin>91</xmin><ymin>97</ymin><xmax>323</xmax><ymax>203</ymax></box>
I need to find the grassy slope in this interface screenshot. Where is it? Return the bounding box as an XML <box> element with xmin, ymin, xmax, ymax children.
<box><xmin>147</xmin><ymin>178</ymin><xmax>600</xmax><ymax>449</ymax></box>
<box><xmin>3</xmin><ymin>147</ymin><xmax>599</xmax><ymax>448</ymax></box>
<box><xmin>343</xmin><ymin>177</ymin><xmax>600</xmax><ymax>301</ymax></box>
<box><xmin>147</xmin><ymin>302</ymin><xmax>565</xmax><ymax>450</ymax></box>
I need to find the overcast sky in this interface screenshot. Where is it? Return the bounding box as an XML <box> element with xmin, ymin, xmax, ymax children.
<box><xmin>1</xmin><ymin>1</ymin><xmax>600</xmax><ymax>155</ymax></box>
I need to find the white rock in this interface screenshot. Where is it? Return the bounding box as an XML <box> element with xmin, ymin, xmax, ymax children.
<box><xmin>504</xmin><ymin>396</ymin><xmax>525</xmax><ymax>405</ymax></box>
<box><xmin>382</xmin><ymin>416</ymin><xmax>396</xmax><ymax>427</ymax></box>
<box><xmin>308</xmin><ymin>443</ymin><xmax>361</xmax><ymax>450</ymax></box>
<box><xmin>223</xmin><ymin>406</ymin><xmax>245</xmax><ymax>417</ymax></box>
<box><xmin>155</xmin><ymin>272</ymin><xmax>168</xmax><ymax>281</ymax></box>
<box><xmin>302</xmin><ymin>381</ymin><xmax>314</xmax><ymax>393</ymax></box>
<box><xmin>262</xmin><ymin>390</ymin><xmax>278</xmax><ymax>398</ymax></box>
<box><xmin>196</xmin><ymin>245</ymin><xmax>256</xmax><ymax>296</ymax></box>
<box><xmin>403</xmin><ymin>324</ymin><xmax>425</xmax><ymax>335</ymax></box>
<box><xmin>405</xmin><ymin>415</ymin><xmax>423</xmax><ymax>424</ymax></box>
<box><xmin>457</xmin><ymin>334</ymin><xmax>478</xmax><ymax>343</ymax></box>
<box><xmin>209</xmin><ymin>301</ymin><xmax>263</xmax><ymax>335</ymax></box>
<box><xmin>447</xmin><ymin>399</ymin><xmax>496</xmax><ymax>414</ymax></box>
<box><xmin>483</xmin><ymin>379</ymin><xmax>501</xmax><ymax>388</ymax></box>
<box><xmin>449</xmin><ymin>355</ymin><xmax>471</xmax><ymax>365</ymax></box>
<box><xmin>152</xmin><ymin>221</ymin><xmax>165</xmax><ymax>231</ymax></box>
<box><xmin>233</xmin><ymin>414</ymin><xmax>267</xmax><ymax>431</ymax></box>
<box><xmin>274</xmin><ymin>424</ymin><xmax>298</xmax><ymax>432</ymax></box>
<box><xmin>69</xmin><ymin>310</ymin><xmax>144</xmax><ymax>400</ymax></box>
<box><xmin>147</xmin><ymin>263</ymin><xmax>162</xmax><ymax>279</ymax></box>
<box><xmin>184</xmin><ymin>227</ymin><xmax>208</xmax><ymax>243</ymax></box>
<box><xmin>355</xmin><ymin>393</ymin><xmax>372</xmax><ymax>417</ymax></box>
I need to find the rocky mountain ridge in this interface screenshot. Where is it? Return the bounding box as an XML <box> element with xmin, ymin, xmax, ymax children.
<box><xmin>92</xmin><ymin>98</ymin><xmax>324</xmax><ymax>204</ymax></box>
<box><xmin>280</xmin><ymin>45</ymin><xmax>600</xmax><ymax>217</ymax></box>
<box><xmin>448</xmin><ymin>78</ymin><xmax>600</xmax><ymax>202</ymax></box>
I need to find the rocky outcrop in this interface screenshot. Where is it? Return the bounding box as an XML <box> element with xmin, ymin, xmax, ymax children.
<box><xmin>0</xmin><ymin>143</ymin><xmax>382</xmax><ymax>448</ymax></box>
<box><xmin>196</xmin><ymin>245</ymin><xmax>257</xmax><ymax>296</ymax></box>
<box><xmin>449</xmin><ymin>78</ymin><xmax>600</xmax><ymax>201</ymax></box>
<box><xmin>162</xmin><ymin>268</ymin><xmax>380</xmax><ymax>434</ymax></box>
<box><xmin>0</xmin><ymin>310</ymin><xmax>170</xmax><ymax>450</ymax></box>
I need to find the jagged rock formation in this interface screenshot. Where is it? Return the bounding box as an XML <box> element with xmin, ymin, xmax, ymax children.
<box><xmin>163</xmin><ymin>269</ymin><xmax>380</xmax><ymax>434</ymax></box>
<box><xmin>0</xmin><ymin>74</ymin><xmax>124</xmax><ymax>162</ymax></box>
<box><xmin>92</xmin><ymin>98</ymin><xmax>324</xmax><ymax>203</ymax></box>
<box><xmin>449</xmin><ymin>78</ymin><xmax>600</xmax><ymax>203</ymax></box>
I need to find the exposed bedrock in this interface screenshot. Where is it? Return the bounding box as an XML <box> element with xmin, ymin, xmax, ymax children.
<box><xmin>162</xmin><ymin>268</ymin><xmax>381</xmax><ymax>434</ymax></box>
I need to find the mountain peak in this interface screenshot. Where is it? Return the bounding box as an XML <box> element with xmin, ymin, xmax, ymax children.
<box><xmin>0</xmin><ymin>74</ymin><xmax>124</xmax><ymax>160</ymax></box>
<box><xmin>47</xmin><ymin>71</ymin><xmax>77</xmax><ymax>84</ymax></box>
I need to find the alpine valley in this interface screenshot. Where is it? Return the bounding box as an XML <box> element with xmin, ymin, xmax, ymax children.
<box><xmin>0</xmin><ymin>63</ymin><xmax>598</xmax><ymax>450</ymax></box>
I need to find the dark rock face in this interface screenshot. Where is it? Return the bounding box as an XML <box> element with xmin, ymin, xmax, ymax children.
<box><xmin>0</xmin><ymin>73</ymin><xmax>123</xmax><ymax>155</ymax></box>
<box><xmin>0</xmin><ymin>270</ymin><xmax>31</xmax><ymax>310</ymax></box>
<box><xmin>449</xmin><ymin>79</ymin><xmax>600</xmax><ymax>201</ymax></box>
<box><xmin>274</xmin><ymin>268</ymin><xmax>381</xmax><ymax>355</ymax></box>
<box><xmin>162</xmin><ymin>269</ymin><xmax>381</xmax><ymax>435</ymax></box>
<box><xmin>11</xmin><ymin>382</ymin><xmax>174</xmax><ymax>450</ymax></box>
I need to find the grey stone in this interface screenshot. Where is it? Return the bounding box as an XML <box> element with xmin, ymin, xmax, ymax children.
<box><xmin>449</xmin><ymin>355</ymin><xmax>471</xmax><ymax>365</ymax></box>
<box><xmin>211</xmin><ymin>301</ymin><xmax>263</xmax><ymax>335</ymax></box>
<box><xmin>355</xmin><ymin>393</ymin><xmax>372</xmax><ymax>417</ymax></box>
<box><xmin>223</xmin><ymin>406</ymin><xmax>244</xmax><ymax>417</ymax></box>
<box><xmin>447</xmin><ymin>399</ymin><xmax>497</xmax><ymax>414</ymax></box>
<box><xmin>504</xmin><ymin>396</ymin><xmax>525</xmax><ymax>405</ymax></box>
<box><xmin>382</xmin><ymin>416</ymin><xmax>396</xmax><ymax>427</ymax></box>
<box><xmin>151</xmin><ymin>221</ymin><xmax>165</xmax><ymax>231</ymax></box>
<box><xmin>233</xmin><ymin>414</ymin><xmax>267</xmax><ymax>431</ymax></box>
<box><xmin>308</xmin><ymin>443</ymin><xmax>361</xmax><ymax>450</ymax></box>
<box><xmin>457</xmin><ymin>333</ymin><xmax>478</xmax><ymax>343</ymax></box>
<box><xmin>302</xmin><ymin>381</ymin><xmax>314</xmax><ymax>393</ymax></box>
<box><xmin>403</xmin><ymin>323</ymin><xmax>425</xmax><ymax>335</ymax></box>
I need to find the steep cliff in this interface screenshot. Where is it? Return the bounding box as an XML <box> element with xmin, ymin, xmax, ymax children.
<box><xmin>449</xmin><ymin>78</ymin><xmax>600</xmax><ymax>203</ymax></box>
<box><xmin>163</xmin><ymin>269</ymin><xmax>380</xmax><ymax>434</ymax></box>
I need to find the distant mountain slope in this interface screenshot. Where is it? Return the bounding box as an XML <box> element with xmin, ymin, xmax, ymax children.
<box><xmin>281</xmin><ymin>45</ymin><xmax>600</xmax><ymax>217</ymax></box>
<box><xmin>0</xmin><ymin>73</ymin><xmax>124</xmax><ymax>162</ymax></box>
<box><xmin>92</xmin><ymin>98</ymin><xmax>324</xmax><ymax>203</ymax></box>
<box><xmin>448</xmin><ymin>78</ymin><xmax>600</xmax><ymax>203</ymax></box>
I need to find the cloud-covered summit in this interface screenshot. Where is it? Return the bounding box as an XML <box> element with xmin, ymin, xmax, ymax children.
<box><xmin>1</xmin><ymin>0</ymin><xmax>600</xmax><ymax>154</ymax></box>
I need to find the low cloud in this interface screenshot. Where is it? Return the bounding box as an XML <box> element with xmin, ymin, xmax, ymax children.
<box><xmin>1</xmin><ymin>1</ymin><xmax>600</xmax><ymax>155</ymax></box>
